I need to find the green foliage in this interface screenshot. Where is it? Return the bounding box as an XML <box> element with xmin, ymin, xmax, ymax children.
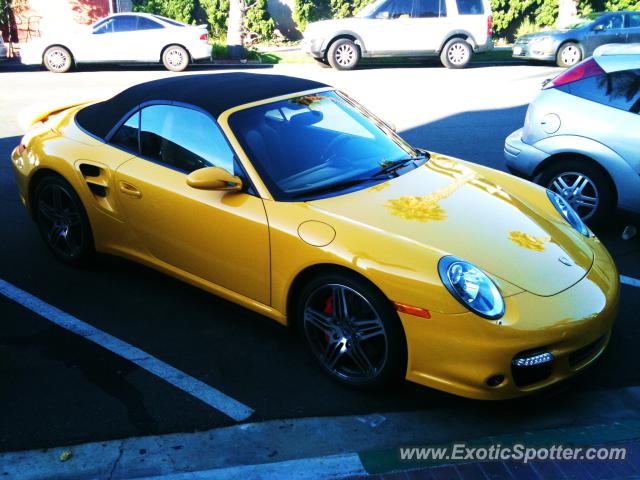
<box><xmin>246</xmin><ymin>0</ymin><xmax>276</xmax><ymax>39</ymax></box>
<box><xmin>132</xmin><ymin>0</ymin><xmax>195</xmax><ymax>23</ymax></box>
<box><xmin>293</xmin><ymin>0</ymin><xmax>330</xmax><ymax>31</ymax></box>
<box><xmin>606</xmin><ymin>0</ymin><xmax>640</xmax><ymax>10</ymax></box>
<box><xmin>515</xmin><ymin>16</ymin><xmax>538</xmax><ymax>37</ymax></box>
<box><xmin>200</xmin><ymin>0</ymin><xmax>229</xmax><ymax>39</ymax></box>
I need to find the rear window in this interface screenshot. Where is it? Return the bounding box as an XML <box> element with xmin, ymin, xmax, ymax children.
<box><xmin>456</xmin><ymin>0</ymin><xmax>484</xmax><ymax>14</ymax></box>
<box><xmin>558</xmin><ymin>69</ymin><xmax>640</xmax><ymax>114</ymax></box>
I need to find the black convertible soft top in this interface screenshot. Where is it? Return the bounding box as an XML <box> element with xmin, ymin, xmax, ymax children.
<box><xmin>75</xmin><ymin>73</ymin><xmax>329</xmax><ymax>140</ymax></box>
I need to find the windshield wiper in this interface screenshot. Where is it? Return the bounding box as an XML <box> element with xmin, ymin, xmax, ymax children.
<box><xmin>372</xmin><ymin>154</ymin><xmax>427</xmax><ymax>178</ymax></box>
<box><xmin>289</xmin><ymin>176</ymin><xmax>378</xmax><ymax>199</ymax></box>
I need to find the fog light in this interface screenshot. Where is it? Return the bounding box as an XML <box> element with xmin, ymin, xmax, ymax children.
<box><xmin>512</xmin><ymin>352</ymin><xmax>554</xmax><ymax>367</ymax></box>
<box><xmin>486</xmin><ymin>375</ymin><xmax>505</xmax><ymax>387</ymax></box>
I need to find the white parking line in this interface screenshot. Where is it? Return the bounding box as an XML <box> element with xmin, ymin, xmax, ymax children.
<box><xmin>620</xmin><ymin>275</ymin><xmax>640</xmax><ymax>288</ymax></box>
<box><xmin>0</xmin><ymin>278</ymin><xmax>254</xmax><ymax>422</ymax></box>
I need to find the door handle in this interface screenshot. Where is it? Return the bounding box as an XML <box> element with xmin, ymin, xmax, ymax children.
<box><xmin>119</xmin><ymin>181</ymin><xmax>142</xmax><ymax>198</ymax></box>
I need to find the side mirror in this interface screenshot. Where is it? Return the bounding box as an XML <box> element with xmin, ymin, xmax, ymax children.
<box><xmin>593</xmin><ymin>24</ymin><xmax>604</xmax><ymax>32</ymax></box>
<box><xmin>186</xmin><ymin>167</ymin><xmax>243</xmax><ymax>192</ymax></box>
<box><xmin>376</xmin><ymin>11</ymin><xmax>391</xmax><ymax>19</ymax></box>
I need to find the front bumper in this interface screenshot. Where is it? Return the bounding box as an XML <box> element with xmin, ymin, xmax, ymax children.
<box><xmin>504</xmin><ymin>128</ymin><xmax>549</xmax><ymax>180</ymax></box>
<box><xmin>512</xmin><ymin>42</ymin><xmax>556</xmax><ymax>62</ymax></box>
<box><xmin>300</xmin><ymin>37</ymin><xmax>325</xmax><ymax>59</ymax></box>
<box><xmin>401</xmin><ymin>237</ymin><xmax>619</xmax><ymax>400</ymax></box>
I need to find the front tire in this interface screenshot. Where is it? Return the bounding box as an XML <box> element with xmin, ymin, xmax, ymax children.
<box><xmin>43</xmin><ymin>46</ymin><xmax>73</xmax><ymax>73</ymax></box>
<box><xmin>327</xmin><ymin>39</ymin><xmax>360</xmax><ymax>71</ymax></box>
<box><xmin>440</xmin><ymin>38</ymin><xmax>472</xmax><ymax>69</ymax></box>
<box><xmin>556</xmin><ymin>42</ymin><xmax>582</xmax><ymax>67</ymax></box>
<box><xmin>295</xmin><ymin>271</ymin><xmax>406</xmax><ymax>389</ymax></box>
<box><xmin>34</xmin><ymin>175</ymin><xmax>94</xmax><ymax>266</ymax></box>
<box><xmin>162</xmin><ymin>45</ymin><xmax>190</xmax><ymax>72</ymax></box>
<box><xmin>538</xmin><ymin>159</ymin><xmax>615</xmax><ymax>227</ymax></box>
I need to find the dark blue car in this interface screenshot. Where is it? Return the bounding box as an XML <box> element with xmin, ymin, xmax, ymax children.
<box><xmin>513</xmin><ymin>11</ymin><xmax>640</xmax><ymax>67</ymax></box>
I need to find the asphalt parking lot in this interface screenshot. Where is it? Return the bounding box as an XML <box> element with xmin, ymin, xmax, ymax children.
<box><xmin>1</xmin><ymin>61</ymin><xmax>639</xmax><ymax>457</ymax></box>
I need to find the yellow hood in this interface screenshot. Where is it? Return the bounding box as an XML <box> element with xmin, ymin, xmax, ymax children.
<box><xmin>309</xmin><ymin>156</ymin><xmax>594</xmax><ymax>297</ymax></box>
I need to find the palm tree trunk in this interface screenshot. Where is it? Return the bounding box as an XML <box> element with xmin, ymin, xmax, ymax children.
<box><xmin>557</xmin><ymin>0</ymin><xmax>577</xmax><ymax>29</ymax></box>
<box><xmin>227</xmin><ymin>0</ymin><xmax>245</xmax><ymax>59</ymax></box>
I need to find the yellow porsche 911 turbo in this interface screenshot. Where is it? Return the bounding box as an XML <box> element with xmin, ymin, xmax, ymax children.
<box><xmin>11</xmin><ymin>73</ymin><xmax>619</xmax><ymax>399</ymax></box>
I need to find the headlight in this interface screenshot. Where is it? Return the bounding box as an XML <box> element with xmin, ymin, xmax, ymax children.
<box><xmin>438</xmin><ymin>256</ymin><xmax>505</xmax><ymax>320</ymax></box>
<box><xmin>547</xmin><ymin>190</ymin><xmax>590</xmax><ymax>237</ymax></box>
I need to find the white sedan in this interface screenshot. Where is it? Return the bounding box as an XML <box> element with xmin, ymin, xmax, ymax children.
<box><xmin>20</xmin><ymin>13</ymin><xmax>212</xmax><ymax>73</ymax></box>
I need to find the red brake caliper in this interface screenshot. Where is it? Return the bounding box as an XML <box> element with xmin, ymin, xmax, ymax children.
<box><xmin>323</xmin><ymin>296</ymin><xmax>334</xmax><ymax>343</ymax></box>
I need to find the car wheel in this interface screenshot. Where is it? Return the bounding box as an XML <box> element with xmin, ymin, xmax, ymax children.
<box><xmin>539</xmin><ymin>159</ymin><xmax>615</xmax><ymax>226</ymax></box>
<box><xmin>556</xmin><ymin>42</ymin><xmax>582</xmax><ymax>68</ymax></box>
<box><xmin>162</xmin><ymin>45</ymin><xmax>190</xmax><ymax>72</ymax></box>
<box><xmin>43</xmin><ymin>46</ymin><xmax>73</xmax><ymax>73</ymax></box>
<box><xmin>295</xmin><ymin>271</ymin><xmax>406</xmax><ymax>389</ymax></box>
<box><xmin>440</xmin><ymin>38</ymin><xmax>472</xmax><ymax>69</ymax></box>
<box><xmin>34</xmin><ymin>175</ymin><xmax>94</xmax><ymax>266</ymax></box>
<box><xmin>327</xmin><ymin>39</ymin><xmax>360</xmax><ymax>71</ymax></box>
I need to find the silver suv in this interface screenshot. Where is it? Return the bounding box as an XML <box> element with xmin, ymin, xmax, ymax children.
<box><xmin>505</xmin><ymin>45</ymin><xmax>640</xmax><ymax>225</ymax></box>
<box><xmin>301</xmin><ymin>0</ymin><xmax>493</xmax><ymax>70</ymax></box>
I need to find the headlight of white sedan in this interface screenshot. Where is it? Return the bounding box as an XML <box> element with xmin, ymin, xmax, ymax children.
<box><xmin>438</xmin><ymin>256</ymin><xmax>505</xmax><ymax>320</ymax></box>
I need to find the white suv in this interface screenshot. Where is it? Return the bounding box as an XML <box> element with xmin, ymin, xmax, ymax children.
<box><xmin>302</xmin><ymin>0</ymin><xmax>493</xmax><ymax>70</ymax></box>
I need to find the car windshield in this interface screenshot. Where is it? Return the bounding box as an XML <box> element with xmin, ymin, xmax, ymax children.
<box><xmin>228</xmin><ymin>90</ymin><xmax>423</xmax><ymax>201</ymax></box>
<box><xmin>356</xmin><ymin>0</ymin><xmax>386</xmax><ymax>18</ymax></box>
<box><xmin>566</xmin><ymin>13</ymin><xmax>602</xmax><ymax>29</ymax></box>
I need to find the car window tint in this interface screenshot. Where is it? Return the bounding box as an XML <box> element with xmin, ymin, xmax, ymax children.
<box><xmin>413</xmin><ymin>0</ymin><xmax>446</xmax><ymax>17</ymax></box>
<box><xmin>627</xmin><ymin>13</ymin><xmax>640</xmax><ymax>28</ymax></box>
<box><xmin>111</xmin><ymin>112</ymin><xmax>140</xmax><ymax>152</ymax></box>
<box><xmin>113</xmin><ymin>15</ymin><xmax>138</xmax><ymax>32</ymax></box>
<box><xmin>137</xmin><ymin>17</ymin><xmax>163</xmax><ymax>30</ymax></box>
<box><xmin>379</xmin><ymin>0</ymin><xmax>413</xmax><ymax>18</ymax></box>
<box><xmin>93</xmin><ymin>18</ymin><xmax>114</xmax><ymax>34</ymax></box>
<box><xmin>558</xmin><ymin>69</ymin><xmax>640</xmax><ymax>114</ymax></box>
<box><xmin>140</xmin><ymin>105</ymin><xmax>236</xmax><ymax>173</ymax></box>
<box><xmin>456</xmin><ymin>0</ymin><xmax>484</xmax><ymax>15</ymax></box>
<box><xmin>598</xmin><ymin>14</ymin><xmax>623</xmax><ymax>30</ymax></box>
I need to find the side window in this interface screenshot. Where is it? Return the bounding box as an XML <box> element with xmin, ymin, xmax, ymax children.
<box><xmin>456</xmin><ymin>0</ymin><xmax>484</xmax><ymax>15</ymax></box>
<box><xmin>137</xmin><ymin>17</ymin><xmax>163</xmax><ymax>30</ymax></box>
<box><xmin>413</xmin><ymin>0</ymin><xmax>446</xmax><ymax>17</ymax></box>
<box><xmin>558</xmin><ymin>69</ymin><xmax>640</xmax><ymax>114</ymax></box>
<box><xmin>139</xmin><ymin>105</ymin><xmax>236</xmax><ymax>173</ymax></box>
<box><xmin>627</xmin><ymin>13</ymin><xmax>640</xmax><ymax>28</ymax></box>
<box><xmin>111</xmin><ymin>112</ymin><xmax>140</xmax><ymax>152</ymax></box>
<box><xmin>93</xmin><ymin>18</ymin><xmax>115</xmax><ymax>34</ymax></box>
<box><xmin>377</xmin><ymin>0</ymin><xmax>413</xmax><ymax>18</ymax></box>
<box><xmin>113</xmin><ymin>15</ymin><xmax>138</xmax><ymax>32</ymax></box>
<box><xmin>599</xmin><ymin>15</ymin><xmax>623</xmax><ymax>30</ymax></box>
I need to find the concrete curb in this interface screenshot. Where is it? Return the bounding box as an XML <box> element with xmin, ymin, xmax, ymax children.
<box><xmin>3</xmin><ymin>386</ymin><xmax>640</xmax><ymax>479</ymax></box>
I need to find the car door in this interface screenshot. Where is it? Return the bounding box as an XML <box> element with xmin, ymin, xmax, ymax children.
<box><xmin>624</xmin><ymin>12</ymin><xmax>640</xmax><ymax>43</ymax></box>
<box><xmin>410</xmin><ymin>0</ymin><xmax>450</xmax><ymax>52</ymax></box>
<box><xmin>585</xmin><ymin>14</ymin><xmax>625</xmax><ymax>56</ymax></box>
<box><xmin>113</xmin><ymin>104</ymin><xmax>271</xmax><ymax>305</ymax></box>
<box><xmin>359</xmin><ymin>0</ymin><xmax>415</xmax><ymax>53</ymax></box>
<box><xmin>127</xmin><ymin>16</ymin><xmax>167</xmax><ymax>62</ymax></box>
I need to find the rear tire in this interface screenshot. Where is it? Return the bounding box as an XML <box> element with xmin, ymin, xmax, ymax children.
<box><xmin>556</xmin><ymin>42</ymin><xmax>582</xmax><ymax>67</ymax></box>
<box><xmin>327</xmin><ymin>38</ymin><xmax>360</xmax><ymax>71</ymax></box>
<box><xmin>34</xmin><ymin>175</ymin><xmax>94</xmax><ymax>266</ymax></box>
<box><xmin>162</xmin><ymin>45</ymin><xmax>190</xmax><ymax>72</ymax></box>
<box><xmin>43</xmin><ymin>46</ymin><xmax>73</xmax><ymax>73</ymax></box>
<box><xmin>538</xmin><ymin>159</ymin><xmax>615</xmax><ymax>227</ymax></box>
<box><xmin>295</xmin><ymin>271</ymin><xmax>407</xmax><ymax>390</ymax></box>
<box><xmin>440</xmin><ymin>38</ymin><xmax>472</xmax><ymax>69</ymax></box>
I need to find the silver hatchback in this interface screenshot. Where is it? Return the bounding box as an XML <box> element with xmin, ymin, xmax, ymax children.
<box><xmin>505</xmin><ymin>45</ymin><xmax>640</xmax><ymax>225</ymax></box>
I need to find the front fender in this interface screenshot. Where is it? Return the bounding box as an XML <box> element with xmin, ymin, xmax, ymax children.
<box><xmin>321</xmin><ymin>31</ymin><xmax>367</xmax><ymax>54</ymax></box>
<box><xmin>533</xmin><ymin>135</ymin><xmax>640</xmax><ymax>211</ymax></box>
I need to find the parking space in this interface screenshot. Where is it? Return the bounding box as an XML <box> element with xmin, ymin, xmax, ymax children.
<box><xmin>1</xmin><ymin>63</ymin><xmax>639</xmax><ymax>454</ymax></box>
